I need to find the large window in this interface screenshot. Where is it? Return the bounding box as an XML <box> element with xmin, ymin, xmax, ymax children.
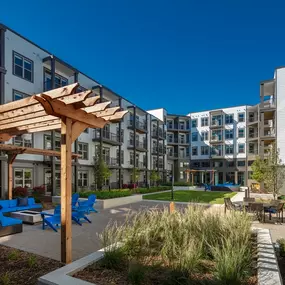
<box><xmin>238</xmin><ymin>128</ymin><xmax>245</xmax><ymax>138</ymax></box>
<box><xmin>78</xmin><ymin>171</ymin><xmax>88</xmax><ymax>187</ymax></box>
<box><xmin>192</xmin><ymin>146</ymin><xmax>198</xmax><ymax>156</ymax></box>
<box><xmin>14</xmin><ymin>168</ymin><xmax>33</xmax><ymax>188</ymax></box>
<box><xmin>237</xmin><ymin>160</ymin><xmax>245</xmax><ymax>167</ymax></box>
<box><xmin>201</xmin><ymin>146</ymin><xmax>209</xmax><ymax>155</ymax></box>
<box><xmin>238</xmin><ymin>113</ymin><xmax>245</xmax><ymax>122</ymax></box>
<box><xmin>44</xmin><ymin>134</ymin><xmax>60</xmax><ymax>151</ymax></box>
<box><xmin>13</xmin><ymin>52</ymin><xmax>33</xmax><ymax>82</ymax></box>
<box><xmin>78</xmin><ymin>142</ymin><xmax>88</xmax><ymax>160</ymax></box>
<box><xmin>44</xmin><ymin>69</ymin><xmax>68</xmax><ymax>91</ymax></box>
<box><xmin>238</xmin><ymin>143</ymin><xmax>245</xmax><ymax>153</ymax></box>
<box><xmin>225</xmin><ymin>114</ymin><xmax>234</xmax><ymax>124</ymax></box>
<box><xmin>13</xmin><ymin>90</ymin><xmax>29</xmax><ymax>101</ymax></box>
<box><xmin>225</xmin><ymin>129</ymin><xmax>234</xmax><ymax>139</ymax></box>
<box><xmin>201</xmin><ymin>117</ymin><xmax>208</xmax><ymax>127</ymax></box>
<box><xmin>14</xmin><ymin>135</ymin><xmax>33</xmax><ymax>147</ymax></box>
<box><xmin>225</xmin><ymin>144</ymin><xmax>234</xmax><ymax>155</ymax></box>
<box><xmin>192</xmin><ymin>132</ymin><xmax>198</xmax><ymax>142</ymax></box>
<box><xmin>191</xmin><ymin>119</ymin><xmax>197</xmax><ymax>128</ymax></box>
<box><xmin>201</xmin><ymin>131</ymin><xmax>208</xmax><ymax>141</ymax></box>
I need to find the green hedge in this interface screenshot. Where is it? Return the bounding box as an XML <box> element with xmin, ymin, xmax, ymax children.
<box><xmin>79</xmin><ymin>189</ymin><xmax>132</xmax><ymax>200</ymax></box>
<box><xmin>133</xmin><ymin>186</ymin><xmax>171</xmax><ymax>194</ymax></box>
<box><xmin>162</xmin><ymin>182</ymin><xmax>193</xmax><ymax>187</ymax></box>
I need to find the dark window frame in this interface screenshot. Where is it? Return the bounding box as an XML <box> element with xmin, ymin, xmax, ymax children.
<box><xmin>12</xmin><ymin>51</ymin><xmax>34</xmax><ymax>83</ymax></box>
<box><xmin>13</xmin><ymin>89</ymin><xmax>30</xmax><ymax>101</ymax></box>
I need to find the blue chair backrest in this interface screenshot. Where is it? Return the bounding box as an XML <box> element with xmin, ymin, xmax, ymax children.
<box><xmin>72</xmin><ymin>193</ymin><xmax>79</xmax><ymax>206</ymax></box>
<box><xmin>0</xmin><ymin>212</ymin><xmax>3</xmax><ymax>223</ymax></box>
<box><xmin>54</xmin><ymin>205</ymin><xmax>61</xmax><ymax>216</ymax></box>
<box><xmin>88</xmin><ymin>194</ymin><xmax>96</xmax><ymax>204</ymax></box>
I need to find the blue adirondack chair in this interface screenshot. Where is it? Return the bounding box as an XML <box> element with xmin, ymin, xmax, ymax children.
<box><xmin>41</xmin><ymin>205</ymin><xmax>61</xmax><ymax>232</ymax></box>
<box><xmin>72</xmin><ymin>193</ymin><xmax>79</xmax><ymax>210</ymax></box>
<box><xmin>78</xmin><ymin>194</ymin><xmax>97</xmax><ymax>214</ymax></box>
<box><xmin>72</xmin><ymin>207</ymin><xmax>92</xmax><ymax>225</ymax></box>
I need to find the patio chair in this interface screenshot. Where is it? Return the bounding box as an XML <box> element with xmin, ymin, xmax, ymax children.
<box><xmin>72</xmin><ymin>207</ymin><xmax>92</xmax><ymax>225</ymax></box>
<box><xmin>72</xmin><ymin>193</ymin><xmax>79</xmax><ymax>210</ymax></box>
<box><xmin>41</xmin><ymin>205</ymin><xmax>61</xmax><ymax>232</ymax></box>
<box><xmin>78</xmin><ymin>194</ymin><xmax>98</xmax><ymax>214</ymax></box>
<box><xmin>247</xmin><ymin>203</ymin><xmax>264</xmax><ymax>222</ymax></box>
<box><xmin>224</xmin><ymin>198</ymin><xmax>242</xmax><ymax>214</ymax></box>
<box><xmin>264</xmin><ymin>202</ymin><xmax>284</xmax><ymax>223</ymax></box>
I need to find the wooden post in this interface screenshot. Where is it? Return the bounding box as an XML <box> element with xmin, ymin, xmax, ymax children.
<box><xmin>61</xmin><ymin>117</ymin><xmax>72</xmax><ymax>264</ymax></box>
<box><xmin>7</xmin><ymin>153</ymin><xmax>17</xmax><ymax>200</ymax></box>
<box><xmin>191</xmin><ymin>172</ymin><xmax>194</xmax><ymax>185</ymax></box>
<box><xmin>169</xmin><ymin>202</ymin><xmax>175</xmax><ymax>213</ymax></box>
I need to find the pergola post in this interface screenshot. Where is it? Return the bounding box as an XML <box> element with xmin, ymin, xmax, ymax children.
<box><xmin>61</xmin><ymin>117</ymin><xmax>72</xmax><ymax>264</ymax></box>
<box><xmin>7</xmin><ymin>153</ymin><xmax>17</xmax><ymax>200</ymax></box>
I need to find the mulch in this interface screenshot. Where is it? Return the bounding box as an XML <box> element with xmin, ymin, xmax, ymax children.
<box><xmin>0</xmin><ymin>245</ymin><xmax>63</xmax><ymax>285</ymax></box>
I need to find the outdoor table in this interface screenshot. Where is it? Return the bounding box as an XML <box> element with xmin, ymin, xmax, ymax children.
<box><xmin>241</xmin><ymin>201</ymin><xmax>282</xmax><ymax>222</ymax></box>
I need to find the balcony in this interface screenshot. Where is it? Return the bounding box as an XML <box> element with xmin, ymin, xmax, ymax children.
<box><xmin>104</xmin><ymin>157</ymin><xmax>120</xmax><ymax>168</ymax></box>
<box><xmin>152</xmin><ymin>145</ymin><xmax>166</xmax><ymax>155</ymax></box>
<box><xmin>93</xmin><ymin>130</ymin><xmax>122</xmax><ymax>146</ymax></box>
<box><xmin>260</xmin><ymin>101</ymin><xmax>276</xmax><ymax>110</ymax></box>
<box><xmin>248</xmin><ymin>116</ymin><xmax>258</xmax><ymax>124</ymax></box>
<box><xmin>264</xmin><ymin>120</ymin><xmax>274</xmax><ymax>128</ymax></box>
<box><xmin>129</xmin><ymin>160</ymin><xmax>147</xmax><ymax>169</ymax></box>
<box><xmin>152</xmin><ymin>162</ymin><xmax>164</xmax><ymax>169</ymax></box>
<box><xmin>210</xmin><ymin>136</ymin><xmax>224</xmax><ymax>144</ymax></box>
<box><xmin>261</xmin><ymin>129</ymin><xmax>276</xmax><ymax>140</ymax></box>
<box><xmin>210</xmin><ymin>120</ymin><xmax>224</xmax><ymax>129</ymax></box>
<box><xmin>127</xmin><ymin>120</ymin><xmax>147</xmax><ymax>133</ymax></box>
<box><xmin>248</xmin><ymin>149</ymin><xmax>258</xmax><ymax>159</ymax></box>
<box><xmin>167</xmin><ymin>152</ymin><xmax>178</xmax><ymax>160</ymax></box>
<box><xmin>248</xmin><ymin>132</ymin><xmax>258</xmax><ymax>140</ymax></box>
<box><xmin>167</xmin><ymin>138</ymin><xmax>189</xmax><ymax>145</ymax></box>
<box><xmin>151</xmin><ymin>128</ymin><xmax>166</xmax><ymax>139</ymax></box>
<box><xmin>210</xmin><ymin>153</ymin><xmax>223</xmax><ymax>159</ymax></box>
<box><xmin>127</xmin><ymin>140</ymin><xmax>147</xmax><ymax>152</ymax></box>
<box><xmin>167</xmin><ymin>125</ymin><xmax>190</xmax><ymax>132</ymax></box>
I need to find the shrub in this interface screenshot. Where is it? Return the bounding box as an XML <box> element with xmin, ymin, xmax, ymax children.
<box><xmin>8</xmin><ymin>249</ymin><xmax>20</xmax><ymax>261</ymax></box>
<box><xmin>128</xmin><ymin>262</ymin><xmax>146</xmax><ymax>285</ymax></box>
<box><xmin>33</xmin><ymin>185</ymin><xmax>45</xmax><ymax>195</ymax></box>
<box><xmin>12</xmin><ymin>186</ymin><xmax>28</xmax><ymax>198</ymax></box>
<box><xmin>162</xmin><ymin>182</ymin><xmax>193</xmax><ymax>187</ymax></box>
<box><xmin>277</xmin><ymin>238</ymin><xmax>285</xmax><ymax>257</ymax></box>
<box><xmin>28</xmin><ymin>255</ymin><xmax>37</xmax><ymax>268</ymax></box>
<box><xmin>0</xmin><ymin>272</ymin><xmax>11</xmax><ymax>285</ymax></box>
<box><xmin>133</xmin><ymin>186</ymin><xmax>170</xmax><ymax>194</ymax></box>
<box><xmin>79</xmin><ymin>190</ymin><xmax>132</xmax><ymax>200</ymax></box>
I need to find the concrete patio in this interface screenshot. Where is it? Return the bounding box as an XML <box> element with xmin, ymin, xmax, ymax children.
<box><xmin>0</xmin><ymin>201</ymin><xmax>190</xmax><ymax>261</ymax></box>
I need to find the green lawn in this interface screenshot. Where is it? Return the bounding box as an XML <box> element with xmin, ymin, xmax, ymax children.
<box><xmin>143</xmin><ymin>190</ymin><xmax>237</xmax><ymax>204</ymax></box>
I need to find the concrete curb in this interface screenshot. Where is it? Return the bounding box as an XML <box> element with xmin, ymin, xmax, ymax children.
<box><xmin>254</xmin><ymin>227</ymin><xmax>283</xmax><ymax>285</ymax></box>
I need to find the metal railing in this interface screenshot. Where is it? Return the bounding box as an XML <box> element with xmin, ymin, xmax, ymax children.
<box><xmin>104</xmin><ymin>157</ymin><xmax>119</xmax><ymax>167</ymax></box>
<box><xmin>249</xmin><ymin>132</ymin><xmax>258</xmax><ymax>138</ymax></box>
<box><xmin>128</xmin><ymin>120</ymin><xmax>147</xmax><ymax>131</ymax></box>
<box><xmin>128</xmin><ymin>140</ymin><xmax>147</xmax><ymax>149</ymax></box>
<box><xmin>129</xmin><ymin>160</ymin><xmax>146</xmax><ymax>168</ymax></box>
<box><xmin>94</xmin><ymin>130</ymin><xmax>122</xmax><ymax>143</ymax></box>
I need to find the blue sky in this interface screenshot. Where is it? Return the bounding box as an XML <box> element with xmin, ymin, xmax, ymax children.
<box><xmin>1</xmin><ymin>0</ymin><xmax>284</xmax><ymax>114</ymax></box>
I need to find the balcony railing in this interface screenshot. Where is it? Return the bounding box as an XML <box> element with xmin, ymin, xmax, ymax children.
<box><xmin>261</xmin><ymin>101</ymin><xmax>275</xmax><ymax>109</ymax></box>
<box><xmin>167</xmin><ymin>125</ymin><xmax>190</xmax><ymax>131</ymax></box>
<box><xmin>104</xmin><ymin>157</ymin><xmax>120</xmax><ymax>167</ymax></box>
<box><xmin>93</xmin><ymin>130</ymin><xmax>122</xmax><ymax>144</ymax></box>
<box><xmin>263</xmin><ymin>130</ymin><xmax>275</xmax><ymax>137</ymax></box>
<box><xmin>210</xmin><ymin>120</ymin><xmax>224</xmax><ymax>128</ymax></box>
<box><xmin>264</xmin><ymin>120</ymin><xmax>273</xmax><ymax>128</ymax></box>
<box><xmin>152</xmin><ymin>128</ymin><xmax>165</xmax><ymax>138</ymax></box>
<box><xmin>248</xmin><ymin>150</ymin><xmax>258</xmax><ymax>156</ymax></box>
<box><xmin>128</xmin><ymin>120</ymin><xmax>147</xmax><ymax>132</ymax></box>
<box><xmin>153</xmin><ymin>162</ymin><xmax>164</xmax><ymax>169</ymax></box>
<box><xmin>248</xmin><ymin>116</ymin><xmax>258</xmax><ymax>123</ymax></box>
<box><xmin>210</xmin><ymin>136</ymin><xmax>223</xmax><ymax>143</ymax></box>
<box><xmin>43</xmin><ymin>80</ymin><xmax>68</xmax><ymax>92</ymax></box>
<box><xmin>152</xmin><ymin>146</ymin><xmax>165</xmax><ymax>155</ymax></box>
<box><xmin>129</xmin><ymin>160</ymin><xmax>146</xmax><ymax>168</ymax></box>
<box><xmin>249</xmin><ymin>132</ymin><xmax>258</xmax><ymax>139</ymax></box>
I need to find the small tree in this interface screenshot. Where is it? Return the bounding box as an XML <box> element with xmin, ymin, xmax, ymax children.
<box><xmin>131</xmin><ymin>167</ymin><xmax>139</xmax><ymax>184</ymax></box>
<box><xmin>93</xmin><ymin>146</ymin><xmax>112</xmax><ymax>190</ymax></box>
<box><xmin>150</xmin><ymin>170</ymin><xmax>160</xmax><ymax>186</ymax></box>
<box><xmin>251</xmin><ymin>144</ymin><xmax>285</xmax><ymax>199</ymax></box>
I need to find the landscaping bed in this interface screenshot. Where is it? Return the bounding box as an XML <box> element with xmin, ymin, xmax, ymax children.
<box><xmin>0</xmin><ymin>245</ymin><xmax>63</xmax><ymax>285</ymax></box>
<box><xmin>73</xmin><ymin>207</ymin><xmax>257</xmax><ymax>285</ymax></box>
<box><xmin>143</xmin><ymin>190</ymin><xmax>237</xmax><ymax>204</ymax></box>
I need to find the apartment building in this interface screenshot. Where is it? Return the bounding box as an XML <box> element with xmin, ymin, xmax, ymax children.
<box><xmin>0</xmin><ymin>24</ymin><xmax>167</xmax><ymax>198</ymax></box>
<box><xmin>188</xmin><ymin>106</ymin><xmax>248</xmax><ymax>185</ymax></box>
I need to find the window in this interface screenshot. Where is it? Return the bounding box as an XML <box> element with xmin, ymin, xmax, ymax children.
<box><xmin>201</xmin><ymin>146</ymin><xmax>209</xmax><ymax>155</ymax></box>
<box><xmin>225</xmin><ymin>114</ymin><xmax>234</xmax><ymax>124</ymax></box>
<box><xmin>227</xmin><ymin>161</ymin><xmax>235</xmax><ymax>167</ymax></box>
<box><xmin>192</xmin><ymin>162</ymin><xmax>200</xmax><ymax>168</ymax></box>
<box><xmin>201</xmin><ymin>131</ymin><xmax>209</xmax><ymax>141</ymax></box>
<box><xmin>44</xmin><ymin>69</ymin><xmax>68</xmax><ymax>91</ymax></box>
<box><xmin>78</xmin><ymin>171</ymin><xmax>88</xmax><ymax>187</ymax></box>
<box><xmin>83</xmin><ymin>128</ymin><xmax>89</xmax><ymax>133</ymax></box>
<box><xmin>14</xmin><ymin>134</ymin><xmax>33</xmax><ymax>147</ymax></box>
<box><xmin>44</xmin><ymin>134</ymin><xmax>60</xmax><ymax>151</ymax></box>
<box><xmin>192</xmin><ymin>146</ymin><xmax>198</xmax><ymax>156</ymax></box>
<box><xmin>13</xmin><ymin>90</ymin><xmax>29</xmax><ymax>101</ymax></box>
<box><xmin>179</xmin><ymin>121</ymin><xmax>185</xmax><ymax>130</ymax></box>
<box><xmin>167</xmin><ymin>120</ymin><xmax>173</xmax><ymax>129</ymax></box>
<box><xmin>237</xmin><ymin>160</ymin><xmax>245</xmax><ymax>167</ymax></box>
<box><xmin>238</xmin><ymin>172</ymin><xmax>245</xmax><ymax>186</ymax></box>
<box><xmin>78</xmin><ymin>143</ymin><xmax>88</xmax><ymax>160</ymax></box>
<box><xmin>117</xmin><ymin>149</ymin><xmax>124</xmax><ymax>164</ymax></box>
<box><xmin>238</xmin><ymin>143</ymin><xmax>245</xmax><ymax>153</ymax></box>
<box><xmin>211</xmin><ymin>115</ymin><xmax>223</xmax><ymax>126</ymax></box>
<box><xmin>191</xmin><ymin>119</ymin><xmax>197</xmax><ymax>128</ymax></box>
<box><xmin>180</xmin><ymin>171</ymin><xmax>184</xmax><ymax>179</ymax></box>
<box><xmin>202</xmin><ymin>161</ymin><xmax>210</xmax><ymax>167</ymax></box>
<box><xmin>226</xmin><ymin>172</ymin><xmax>235</xmax><ymax>183</ymax></box>
<box><xmin>225</xmin><ymin>144</ymin><xmax>234</xmax><ymax>155</ymax></box>
<box><xmin>212</xmin><ymin>145</ymin><xmax>223</xmax><ymax>156</ymax></box>
<box><xmin>214</xmin><ymin>161</ymin><xmax>223</xmax><ymax>168</ymax></box>
<box><xmin>192</xmin><ymin>132</ymin><xmax>198</xmax><ymax>142</ymax></box>
<box><xmin>248</xmin><ymin>160</ymin><xmax>254</xmax><ymax>166</ymax></box>
<box><xmin>225</xmin><ymin>129</ymin><xmax>234</xmax><ymax>139</ymax></box>
<box><xmin>167</xmin><ymin>134</ymin><xmax>173</xmax><ymax>143</ymax></box>
<box><xmin>13</xmin><ymin>52</ymin><xmax>33</xmax><ymax>82</ymax></box>
<box><xmin>201</xmin><ymin>117</ymin><xmax>209</xmax><ymax>127</ymax></box>
<box><xmin>238</xmin><ymin>112</ymin><xmax>245</xmax><ymax>122</ymax></box>
<box><xmin>238</xmin><ymin>128</ymin><xmax>245</xmax><ymax>138</ymax></box>
<box><xmin>14</xmin><ymin>168</ymin><xmax>33</xmax><ymax>188</ymax></box>
<box><xmin>186</xmin><ymin>120</ymin><xmax>190</xmax><ymax>129</ymax></box>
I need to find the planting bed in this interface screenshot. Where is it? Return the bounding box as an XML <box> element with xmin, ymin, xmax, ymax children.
<box><xmin>0</xmin><ymin>245</ymin><xmax>62</xmax><ymax>285</ymax></box>
<box><xmin>73</xmin><ymin>207</ymin><xmax>257</xmax><ymax>285</ymax></box>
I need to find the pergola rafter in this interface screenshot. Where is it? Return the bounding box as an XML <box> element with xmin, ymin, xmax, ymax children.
<box><xmin>0</xmin><ymin>83</ymin><xmax>128</xmax><ymax>264</ymax></box>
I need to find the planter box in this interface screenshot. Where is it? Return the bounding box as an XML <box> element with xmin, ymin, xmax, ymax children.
<box><xmin>38</xmin><ymin>228</ymin><xmax>283</xmax><ymax>285</ymax></box>
<box><xmin>52</xmin><ymin>195</ymin><xmax>142</xmax><ymax>210</ymax></box>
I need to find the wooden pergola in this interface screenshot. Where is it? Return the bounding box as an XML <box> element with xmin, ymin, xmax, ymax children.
<box><xmin>185</xmin><ymin>169</ymin><xmax>216</xmax><ymax>185</ymax></box>
<box><xmin>0</xmin><ymin>83</ymin><xmax>127</xmax><ymax>263</ymax></box>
